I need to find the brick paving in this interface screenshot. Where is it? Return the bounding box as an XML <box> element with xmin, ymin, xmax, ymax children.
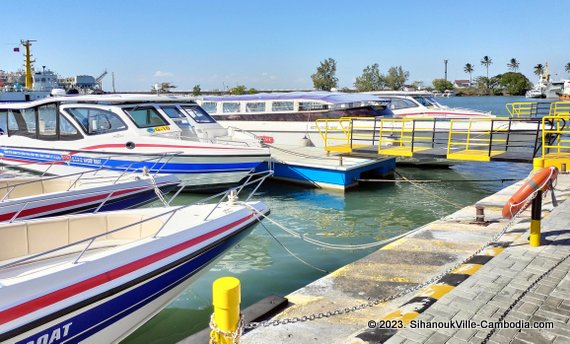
<box><xmin>386</xmin><ymin>195</ymin><xmax>570</xmax><ymax>344</ymax></box>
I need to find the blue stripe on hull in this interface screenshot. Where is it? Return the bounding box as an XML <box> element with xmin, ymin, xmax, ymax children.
<box><xmin>13</xmin><ymin>224</ymin><xmax>254</xmax><ymax>344</ymax></box>
<box><xmin>0</xmin><ymin>148</ymin><xmax>262</xmax><ymax>174</ymax></box>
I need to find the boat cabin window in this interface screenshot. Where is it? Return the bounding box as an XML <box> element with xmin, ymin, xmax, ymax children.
<box><xmin>245</xmin><ymin>102</ymin><xmax>266</xmax><ymax>113</ymax></box>
<box><xmin>67</xmin><ymin>108</ymin><xmax>128</xmax><ymax>135</ymax></box>
<box><xmin>201</xmin><ymin>102</ymin><xmax>218</xmax><ymax>114</ymax></box>
<box><xmin>38</xmin><ymin>104</ymin><xmax>57</xmax><ymax>140</ymax></box>
<box><xmin>0</xmin><ymin>110</ymin><xmax>8</xmax><ymax>135</ymax></box>
<box><xmin>160</xmin><ymin>106</ymin><xmax>191</xmax><ymax>129</ymax></box>
<box><xmin>124</xmin><ymin>106</ymin><xmax>169</xmax><ymax>128</ymax></box>
<box><xmin>271</xmin><ymin>101</ymin><xmax>294</xmax><ymax>112</ymax></box>
<box><xmin>413</xmin><ymin>97</ymin><xmax>437</xmax><ymax>107</ymax></box>
<box><xmin>59</xmin><ymin>116</ymin><xmax>83</xmax><ymax>140</ymax></box>
<box><xmin>298</xmin><ymin>102</ymin><xmax>328</xmax><ymax>111</ymax></box>
<box><xmin>181</xmin><ymin>105</ymin><xmax>216</xmax><ymax>123</ymax></box>
<box><xmin>389</xmin><ymin>98</ymin><xmax>418</xmax><ymax>110</ymax></box>
<box><xmin>222</xmin><ymin>102</ymin><xmax>240</xmax><ymax>113</ymax></box>
<box><xmin>21</xmin><ymin>108</ymin><xmax>37</xmax><ymax>136</ymax></box>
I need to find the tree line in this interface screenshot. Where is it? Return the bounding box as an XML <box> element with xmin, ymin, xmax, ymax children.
<box><xmin>155</xmin><ymin>59</ymin><xmax>570</xmax><ymax>96</ymax></box>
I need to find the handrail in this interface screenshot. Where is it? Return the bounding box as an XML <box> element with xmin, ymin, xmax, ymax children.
<box><xmin>1</xmin><ymin>178</ymin><xmax>176</xmax><ymax>223</ymax></box>
<box><xmin>542</xmin><ymin>115</ymin><xmax>570</xmax><ymax>156</ymax></box>
<box><xmin>0</xmin><ymin>169</ymin><xmax>273</xmax><ymax>270</ymax></box>
<box><xmin>0</xmin><ymin>151</ymin><xmax>185</xmax><ymax>200</ymax></box>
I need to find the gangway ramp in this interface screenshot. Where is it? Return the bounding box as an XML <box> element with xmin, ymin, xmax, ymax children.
<box><xmin>317</xmin><ymin>116</ymin><xmax>550</xmax><ymax>164</ymax></box>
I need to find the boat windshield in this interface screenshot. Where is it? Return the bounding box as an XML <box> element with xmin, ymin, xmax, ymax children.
<box><xmin>67</xmin><ymin>108</ymin><xmax>128</xmax><ymax>135</ymax></box>
<box><xmin>160</xmin><ymin>106</ymin><xmax>191</xmax><ymax>129</ymax></box>
<box><xmin>181</xmin><ymin>105</ymin><xmax>216</xmax><ymax>123</ymax></box>
<box><xmin>124</xmin><ymin>106</ymin><xmax>169</xmax><ymax>128</ymax></box>
<box><xmin>413</xmin><ymin>96</ymin><xmax>442</xmax><ymax>108</ymax></box>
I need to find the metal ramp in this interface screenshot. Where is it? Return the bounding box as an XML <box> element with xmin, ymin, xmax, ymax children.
<box><xmin>316</xmin><ymin>115</ymin><xmax>555</xmax><ymax>165</ymax></box>
<box><xmin>506</xmin><ymin>100</ymin><xmax>570</xmax><ymax>118</ymax></box>
<box><xmin>542</xmin><ymin>114</ymin><xmax>570</xmax><ymax>169</ymax></box>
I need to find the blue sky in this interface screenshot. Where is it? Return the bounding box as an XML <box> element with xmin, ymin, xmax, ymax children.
<box><xmin>2</xmin><ymin>0</ymin><xmax>569</xmax><ymax>91</ymax></box>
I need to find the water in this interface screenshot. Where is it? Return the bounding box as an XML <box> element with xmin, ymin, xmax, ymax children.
<box><xmin>122</xmin><ymin>96</ymin><xmax>533</xmax><ymax>344</ymax></box>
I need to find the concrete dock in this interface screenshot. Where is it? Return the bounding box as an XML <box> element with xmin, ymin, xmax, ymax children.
<box><xmin>241</xmin><ymin>173</ymin><xmax>570</xmax><ymax>344</ymax></box>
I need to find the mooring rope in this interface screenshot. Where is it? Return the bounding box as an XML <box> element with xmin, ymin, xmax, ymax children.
<box><xmin>394</xmin><ymin>170</ymin><xmax>465</xmax><ymax>209</ymax></box>
<box><xmin>242</xmin><ymin>202</ymin><xmax>425</xmax><ymax>251</ymax></box>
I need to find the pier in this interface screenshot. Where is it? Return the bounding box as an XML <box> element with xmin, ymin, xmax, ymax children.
<box><xmin>259</xmin><ymin>145</ymin><xmax>396</xmax><ymax>191</ymax></box>
<box><xmin>239</xmin><ymin>172</ymin><xmax>570</xmax><ymax>344</ymax></box>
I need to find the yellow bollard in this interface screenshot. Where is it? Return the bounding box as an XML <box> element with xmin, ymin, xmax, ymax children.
<box><xmin>211</xmin><ymin>277</ymin><xmax>241</xmax><ymax>344</ymax></box>
<box><xmin>529</xmin><ymin>190</ymin><xmax>542</xmax><ymax>247</ymax></box>
<box><xmin>532</xmin><ymin>157</ymin><xmax>544</xmax><ymax>171</ymax></box>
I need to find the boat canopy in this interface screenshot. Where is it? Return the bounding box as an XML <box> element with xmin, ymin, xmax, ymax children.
<box><xmin>201</xmin><ymin>91</ymin><xmax>388</xmax><ymax>105</ymax></box>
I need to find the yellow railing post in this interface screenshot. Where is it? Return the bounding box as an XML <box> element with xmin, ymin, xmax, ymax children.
<box><xmin>211</xmin><ymin>277</ymin><xmax>241</xmax><ymax>344</ymax></box>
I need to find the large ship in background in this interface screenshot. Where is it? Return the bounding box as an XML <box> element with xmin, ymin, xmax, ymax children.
<box><xmin>0</xmin><ymin>40</ymin><xmax>107</xmax><ymax>102</ymax></box>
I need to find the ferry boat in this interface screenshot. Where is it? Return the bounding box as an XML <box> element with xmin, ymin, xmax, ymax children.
<box><xmin>363</xmin><ymin>91</ymin><xmax>493</xmax><ymax>118</ymax></box>
<box><xmin>0</xmin><ymin>95</ymin><xmax>270</xmax><ymax>191</ymax></box>
<box><xmin>0</xmin><ymin>170</ymin><xmax>179</xmax><ymax>222</ymax></box>
<box><xmin>0</xmin><ymin>173</ymin><xmax>270</xmax><ymax>343</ymax></box>
<box><xmin>195</xmin><ymin>91</ymin><xmax>389</xmax><ymax>147</ymax></box>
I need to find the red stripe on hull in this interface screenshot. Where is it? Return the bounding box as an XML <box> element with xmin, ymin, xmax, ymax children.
<box><xmin>0</xmin><ymin>213</ymin><xmax>254</xmax><ymax>326</ymax></box>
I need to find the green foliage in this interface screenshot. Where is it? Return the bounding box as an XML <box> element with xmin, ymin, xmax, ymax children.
<box><xmin>432</xmin><ymin>79</ymin><xmax>454</xmax><ymax>93</ymax></box>
<box><xmin>475</xmin><ymin>76</ymin><xmax>500</xmax><ymax>95</ymax></box>
<box><xmin>496</xmin><ymin>72</ymin><xmax>532</xmax><ymax>95</ymax></box>
<box><xmin>248</xmin><ymin>88</ymin><xmax>258</xmax><ymax>94</ymax></box>
<box><xmin>384</xmin><ymin>66</ymin><xmax>409</xmax><ymax>90</ymax></box>
<box><xmin>507</xmin><ymin>58</ymin><xmax>520</xmax><ymax>72</ymax></box>
<box><xmin>534</xmin><ymin>64</ymin><xmax>544</xmax><ymax>77</ymax></box>
<box><xmin>192</xmin><ymin>84</ymin><xmax>201</xmax><ymax>96</ymax></box>
<box><xmin>311</xmin><ymin>58</ymin><xmax>338</xmax><ymax>91</ymax></box>
<box><xmin>481</xmin><ymin>56</ymin><xmax>493</xmax><ymax>78</ymax></box>
<box><xmin>354</xmin><ymin>63</ymin><xmax>385</xmax><ymax>91</ymax></box>
<box><xmin>229</xmin><ymin>85</ymin><xmax>247</xmax><ymax>95</ymax></box>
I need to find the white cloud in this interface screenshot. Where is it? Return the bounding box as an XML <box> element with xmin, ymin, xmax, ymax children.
<box><xmin>154</xmin><ymin>70</ymin><xmax>174</xmax><ymax>77</ymax></box>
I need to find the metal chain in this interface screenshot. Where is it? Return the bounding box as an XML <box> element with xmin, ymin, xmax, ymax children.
<box><xmin>209</xmin><ymin>313</ymin><xmax>245</xmax><ymax>344</ymax></box>
<box><xmin>482</xmin><ymin>250</ymin><xmax>570</xmax><ymax>344</ymax></box>
<box><xmin>244</xmin><ymin>200</ymin><xmax>530</xmax><ymax>330</ymax></box>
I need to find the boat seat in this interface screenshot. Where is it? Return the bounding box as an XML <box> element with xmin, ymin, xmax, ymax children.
<box><xmin>4</xmin><ymin>178</ymin><xmax>44</xmax><ymax>199</ymax></box>
<box><xmin>41</xmin><ymin>179</ymin><xmax>75</xmax><ymax>194</ymax></box>
<box><xmin>0</xmin><ymin>212</ymin><xmax>167</xmax><ymax>262</ymax></box>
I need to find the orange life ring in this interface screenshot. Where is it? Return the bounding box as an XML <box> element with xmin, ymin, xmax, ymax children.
<box><xmin>502</xmin><ymin>166</ymin><xmax>558</xmax><ymax>219</ymax></box>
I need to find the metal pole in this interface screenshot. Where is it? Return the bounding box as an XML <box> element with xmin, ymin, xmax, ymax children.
<box><xmin>211</xmin><ymin>277</ymin><xmax>241</xmax><ymax>344</ymax></box>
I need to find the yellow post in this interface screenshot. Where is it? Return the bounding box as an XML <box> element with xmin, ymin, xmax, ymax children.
<box><xmin>529</xmin><ymin>190</ymin><xmax>542</xmax><ymax>247</ymax></box>
<box><xmin>533</xmin><ymin>157</ymin><xmax>544</xmax><ymax>171</ymax></box>
<box><xmin>211</xmin><ymin>277</ymin><xmax>241</xmax><ymax>344</ymax></box>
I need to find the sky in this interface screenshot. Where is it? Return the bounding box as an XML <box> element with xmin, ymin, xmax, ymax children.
<box><xmin>2</xmin><ymin>0</ymin><xmax>569</xmax><ymax>92</ymax></box>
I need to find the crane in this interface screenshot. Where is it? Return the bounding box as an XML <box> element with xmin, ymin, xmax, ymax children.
<box><xmin>96</xmin><ymin>69</ymin><xmax>108</xmax><ymax>90</ymax></box>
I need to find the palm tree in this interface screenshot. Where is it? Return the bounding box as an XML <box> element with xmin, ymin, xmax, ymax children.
<box><xmin>464</xmin><ymin>63</ymin><xmax>474</xmax><ymax>85</ymax></box>
<box><xmin>481</xmin><ymin>56</ymin><xmax>493</xmax><ymax>78</ymax></box>
<box><xmin>507</xmin><ymin>58</ymin><xmax>520</xmax><ymax>72</ymax></box>
<box><xmin>534</xmin><ymin>64</ymin><xmax>545</xmax><ymax>78</ymax></box>
<box><xmin>565</xmin><ymin>62</ymin><xmax>570</xmax><ymax>76</ymax></box>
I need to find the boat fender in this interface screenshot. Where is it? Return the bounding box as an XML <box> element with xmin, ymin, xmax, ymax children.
<box><xmin>502</xmin><ymin>166</ymin><xmax>558</xmax><ymax>219</ymax></box>
<box><xmin>126</xmin><ymin>141</ymin><xmax>136</xmax><ymax>149</ymax></box>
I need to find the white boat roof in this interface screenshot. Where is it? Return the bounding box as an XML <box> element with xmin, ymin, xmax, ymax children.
<box><xmin>0</xmin><ymin>94</ymin><xmax>197</xmax><ymax>110</ymax></box>
<box><xmin>199</xmin><ymin>91</ymin><xmax>389</xmax><ymax>104</ymax></box>
<box><xmin>363</xmin><ymin>91</ymin><xmax>435</xmax><ymax>97</ymax></box>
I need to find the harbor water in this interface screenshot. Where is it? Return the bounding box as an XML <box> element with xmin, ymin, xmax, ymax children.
<box><xmin>122</xmin><ymin>96</ymin><xmax>535</xmax><ymax>344</ymax></box>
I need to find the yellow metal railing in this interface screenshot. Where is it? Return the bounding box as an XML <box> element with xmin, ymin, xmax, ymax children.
<box><xmin>549</xmin><ymin>101</ymin><xmax>570</xmax><ymax>117</ymax></box>
<box><xmin>316</xmin><ymin>117</ymin><xmax>375</xmax><ymax>153</ymax></box>
<box><xmin>447</xmin><ymin>119</ymin><xmax>507</xmax><ymax>161</ymax></box>
<box><xmin>376</xmin><ymin>118</ymin><xmax>433</xmax><ymax>157</ymax></box>
<box><xmin>506</xmin><ymin>102</ymin><xmax>537</xmax><ymax>118</ymax></box>
<box><xmin>542</xmin><ymin>115</ymin><xmax>570</xmax><ymax>156</ymax></box>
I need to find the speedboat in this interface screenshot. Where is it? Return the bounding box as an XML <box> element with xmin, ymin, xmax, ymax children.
<box><xmin>363</xmin><ymin>91</ymin><xmax>493</xmax><ymax>119</ymax></box>
<box><xmin>0</xmin><ymin>95</ymin><xmax>270</xmax><ymax>191</ymax></box>
<box><xmin>194</xmin><ymin>91</ymin><xmax>389</xmax><ymax>147</ymax></box>
<box><xmin>0</xmin><ymin>172</ymin><xmax>270</xmax><ymax>343</ymax></box>
<box><xmin>0</xmin><ymin>170</ymin><xmax>179</xmax><ymax>222</ymax></box>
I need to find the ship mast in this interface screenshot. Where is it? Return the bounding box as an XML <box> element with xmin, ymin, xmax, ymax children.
<box><xmin>20</xmin><ymin>39</ymin><xmax>36</xmax><ymax>89</ymax></box>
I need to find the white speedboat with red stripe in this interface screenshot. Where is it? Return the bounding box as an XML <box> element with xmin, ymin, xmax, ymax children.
<box><xmin>0</xmin><ymin>95</ymin><xmax>270</xmax><ymax>191</ymax></box>
<box><xmin>364</xmin><ymin>91</ymin><xmax>494</xmax><ymax>119</ymax></box>
<box><xmin>0</xmin><ymin>172</ymin><xmax>270</xmax><ymax>343</ymax></box>
<box><xmin>0</xmin><ymin>170</ymin><xmax>179</xmax><ymax>222</ymax></box>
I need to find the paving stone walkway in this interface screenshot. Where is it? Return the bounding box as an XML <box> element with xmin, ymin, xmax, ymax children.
<box><xmin>387</xmin><ymin>195</ymin><xmax>570</xmax><ymax>344</ymax></box>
